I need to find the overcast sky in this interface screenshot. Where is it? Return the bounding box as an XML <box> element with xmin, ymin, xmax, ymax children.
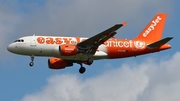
<box><xmin>0</xmin><ymin>0</ymin><xmax>180</xmax><ymax>101</ymax></box>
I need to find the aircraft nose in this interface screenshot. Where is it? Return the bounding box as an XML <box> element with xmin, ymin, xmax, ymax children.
<box><xmin>7</xmin><ymin>43</ymin><xmax>14</xmax><ymax>52</ymax></box>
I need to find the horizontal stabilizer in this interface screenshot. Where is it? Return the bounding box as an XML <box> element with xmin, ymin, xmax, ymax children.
<box><xmin>147</xmin><ymin>37</ymin><xmax>173</xmax><ymax>49</ymax></box>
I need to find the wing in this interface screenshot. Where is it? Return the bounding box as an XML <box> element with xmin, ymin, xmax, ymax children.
<box><xmin>77</xmin><ymin>22</ymin><xmax>126</xmax><ymax>54</ymax></box>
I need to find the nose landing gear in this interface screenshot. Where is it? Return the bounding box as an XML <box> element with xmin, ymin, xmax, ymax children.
<box><xmin>29</xmin><ymin>55</ymin><xmax>34</xmax><ymax>67</ymax></box>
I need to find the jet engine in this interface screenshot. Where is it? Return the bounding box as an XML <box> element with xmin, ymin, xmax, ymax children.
<box><xmin>53</xmin><ymin>45</ymin><xmax>79</xmax><ymax>56</ymax></box>
<box><xmin>48</xmin><ymin>58</ymin><xmax>73</xmax><ymax>69</ymax></box>
<box><xmin>60</xmin><ymin>45</ymin><xmax>78</xmax><ymax>56</ymax></box>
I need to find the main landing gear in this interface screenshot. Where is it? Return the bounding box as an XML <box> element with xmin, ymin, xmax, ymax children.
<box><xmin>87</xmin><ymin>58</ymin><xmax>93</xmax><ymax>65</ymax></box>
<box><xmin>79</xmin><ymin>63</ymin><xmax>86</xmax><ymax>74</ymax></box>
<box><xmin>29</xmin><ymin>55</ymin><xmax>34</xmax><ymax>67</ymax></box>
<box><xmin>78</xmin><ymin>58</ymin><xmax>93</xmax><ymax>74</ymax></box>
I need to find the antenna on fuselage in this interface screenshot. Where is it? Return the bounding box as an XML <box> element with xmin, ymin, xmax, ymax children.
<box><xmin>33</xmin><ymin>34</ymin><xmax>35</xmax><ymax>36</ymax></box>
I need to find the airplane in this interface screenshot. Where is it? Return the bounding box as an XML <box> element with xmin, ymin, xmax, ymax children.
<box><xmin>7</xmin><ymin>13</ymin><xmax>173</xmax><ymax>74</ymax></box>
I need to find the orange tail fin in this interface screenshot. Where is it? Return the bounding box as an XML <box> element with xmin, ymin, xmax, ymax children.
<box><xmin>134</xmin><ymin>13</ymin><xmax>167</xmax><ymax>42</ymax></box>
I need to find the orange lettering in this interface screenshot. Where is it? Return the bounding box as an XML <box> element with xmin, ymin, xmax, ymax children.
<box><xmin>68</xmin><ymin>38</ymin><xmax>77</xmax><ymax>45</ymax></box>
<box><xmin>37</xmin><ymin>37</ymin><xmax>45</xmax><ymax>44</ymax></box>
<box><xmin>76</xmin><ymin>37</ymin><xmax>80</xmax><ymax>44</ymax></box>
<box><xmin>55</xmin><ymin>38</ymin><xmax>63</xmax><ymax>45</ymax></box>
<box><xmin>63</xmin><ymin>38</ymin><xmax>69</xmax><ymax>44</ymax></box>
<box><xmin>46</xmin><ymin>37</ymin><xmax>54</xmax><ymax>44</ymax></box>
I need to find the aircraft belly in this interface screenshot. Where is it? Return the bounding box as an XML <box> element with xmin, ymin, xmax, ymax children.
<box><xmin>51</xmin><ymin>50</ymin><xmax>107</xmax><ymax>61</ymax></box>
<box><xmin>57</xmin><ymin>54</ymin><xmax>107</xmax><ymax>61</ymax></box>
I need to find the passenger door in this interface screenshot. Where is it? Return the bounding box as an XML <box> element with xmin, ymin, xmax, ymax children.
<box><xmin>30</xmin><ymin>36</ymin><xmax>36</xmax><ymax>47</ymax></box>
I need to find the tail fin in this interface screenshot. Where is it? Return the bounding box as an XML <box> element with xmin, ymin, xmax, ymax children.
<box><xmin>134</xmin><ymin>13</ymin><xmax>167</xmax><ymax>42</ymax></box>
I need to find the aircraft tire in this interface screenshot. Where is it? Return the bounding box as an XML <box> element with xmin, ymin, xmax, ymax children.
<box><xmin>87</xmin><ymin>58</ymin><xmax>93</xmax><ymax>65</ymax></box>
<box><xmin>79</xmin><ymin>67</ymin><xmax>86</xmax><ymax>74</ymax></box>
<box><xmin>29</xmin><ymin>62</ymin><xmax>34</xmax><ymax>67</ymax></box>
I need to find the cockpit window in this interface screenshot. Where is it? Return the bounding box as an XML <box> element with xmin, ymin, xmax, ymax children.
<box><xmin>14</xmin><ymin>40</ymin><xmax>19</xmax><ymax>42</ymax></box>
<box><xmin>14</xmin><ymin>39</ymin><xmax>24</xmax><ymax>42</ymax></box>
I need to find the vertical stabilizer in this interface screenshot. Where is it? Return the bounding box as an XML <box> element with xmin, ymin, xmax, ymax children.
<box><xmin>134</xmin><ymin>13</ymin><xmax>167</xmax><ymax>42</ymax></box>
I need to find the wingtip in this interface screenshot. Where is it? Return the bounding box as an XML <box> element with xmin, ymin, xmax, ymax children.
<box><xmin>166</xmin><ymin>36</ymin><xmax>174</xmax><ymax>40</ymax></box>
<box><xmin>122</xmin><ymin>22</ymin><xmax>127</xmax><ymax>26</ymax></box>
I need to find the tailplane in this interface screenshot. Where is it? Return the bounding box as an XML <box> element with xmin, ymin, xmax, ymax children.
<box><xmin>134</xmin><ymin>13</ymin><xmax>167</xmax><ymax>42</ymax></box>
<box><xmin>147</xmin><ymin>37</ymin><xmax>173</xmax><ymax>49</ymax></box>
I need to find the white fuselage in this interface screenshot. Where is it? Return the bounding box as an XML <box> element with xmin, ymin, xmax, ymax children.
<box><xmin>7</xmin><ymin>36</ymin><xmax>108</xmax><ymax>60</ymax></box>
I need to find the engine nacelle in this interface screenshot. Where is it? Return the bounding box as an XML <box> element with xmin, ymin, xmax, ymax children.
<box><xmin>59</xmin><ymin>45</ymin><xmax>78</xmax><ymax>56</ymax></box>
<box><xmin>48</xmin><ymin>58</ymin><xmax>73</xmax><ymax>69</ymax></box>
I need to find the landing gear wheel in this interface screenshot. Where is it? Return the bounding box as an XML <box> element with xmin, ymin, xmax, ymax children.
<box><xmin>79</xmin><ymin>67</ymin><xmax>86</xmax><ymax>74</ymax></box>
<box><xmin>87</xmin><ymin>58</ymin><xmax>93</xmax><ymax>65</ymax></box>
<box><xmin>29</xmin><ymin>55</ymin><xmax>34</xmax><ymax>67</ymax></box>
<box><xmin>29</xmin><ymin>62</ymin><xmax>34</xmax><ymax>67</ymax></box>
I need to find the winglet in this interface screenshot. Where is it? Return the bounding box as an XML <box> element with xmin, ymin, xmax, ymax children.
<box><xmin>122</xmin><ymin>22</ymin><xmax>127</xmax><ymax>26</ymax></box>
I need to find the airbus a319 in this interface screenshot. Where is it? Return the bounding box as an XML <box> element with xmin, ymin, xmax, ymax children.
<box><xmin>7</xmin><ymin>13</ymin><xmax>173</xmax><ymax>74</ymax></box>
